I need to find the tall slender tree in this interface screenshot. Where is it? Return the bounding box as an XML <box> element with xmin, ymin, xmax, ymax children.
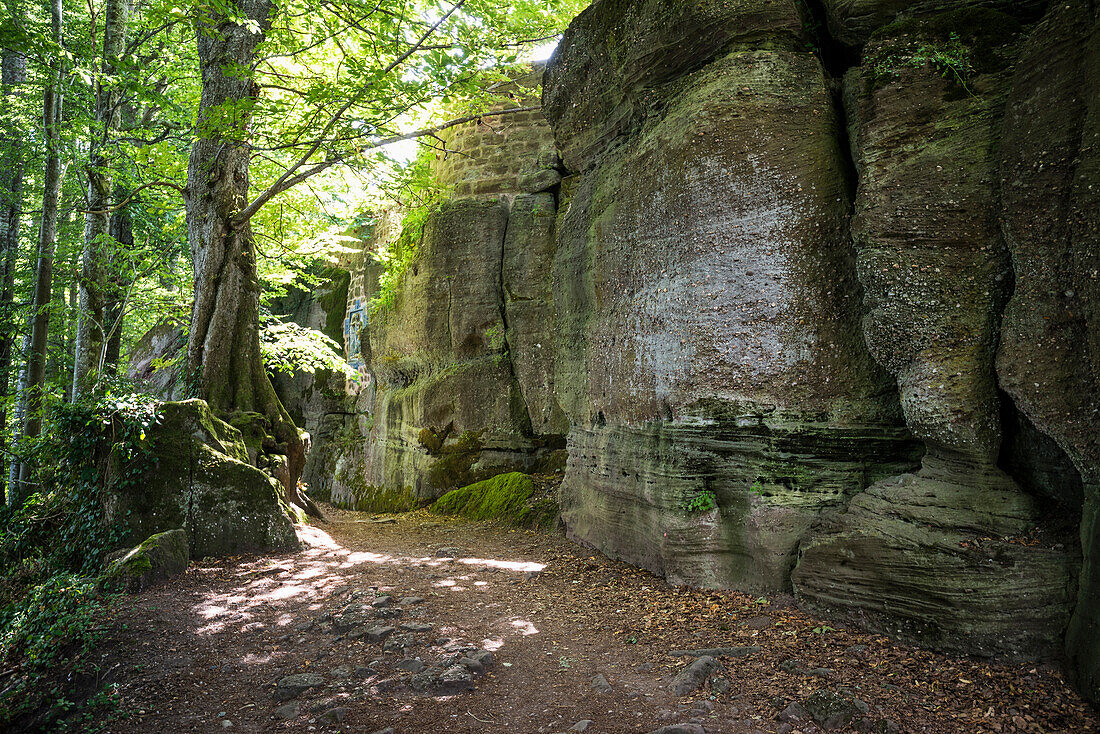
<box><xmin>15</xmin><ymin>0</ymin><xmax>63</xmax><ymax>502</ymax></box>
<box><xmin>0</xmin><ymin>47</ymin><xmax>27</xmax><ymax>501</ymax></box>
<box><xmin>72</xmin><ymin>0</ymin><xmax>132</xmax><ymax>398</ymax></box>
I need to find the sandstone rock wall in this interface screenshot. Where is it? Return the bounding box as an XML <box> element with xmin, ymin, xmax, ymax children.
<box><xmin>325</xmin><ymin>75</ymin><xmax>568</xmax><ymax>511</ymax></box>
<box><xmin>540</xmin><ymin>0</ymin><xmax>1097</xmax><ymax>701</ymax></box>
<box><xmin>293</xmin><ymin>0</ymin><xmax>1099</xmax><ymax>705</ymax></box>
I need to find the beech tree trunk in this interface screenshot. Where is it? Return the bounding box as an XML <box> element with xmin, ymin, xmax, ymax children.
<box><xmin>15</xmin><ymin>0</ymin><xmax>63</xmax><ymax>502</ymax></box>
<box><xmin>72</xmin><ymin>0</ymin><xmax>131</xmax><ymax>398</ymax></box>
<box><xmin>102</xmin><ymin>197</ymin><xmax>131</xmax><ymax>376</ymax></box>
<box><xmin>185</xmin><ymin>0</ymin><xmax>316</xmax><ymax>514</ymax></box>
<box><xmin>0</xmin><ymin>49</ymin><xmax>27</xmax><ymax>502</ymax></box>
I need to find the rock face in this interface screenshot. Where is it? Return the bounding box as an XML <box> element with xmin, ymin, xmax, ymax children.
<box><xmin>545</xmin><ymin>0</ymin><xmax>920</xmax><ymax>593</ymax></box>
<box><xmin>537</xmin><ymin>0</ymin><xmax>1095</xmax><ymax>699</ymax></box>
<box><xmin>268</xmin><ymin>267</ymin><xmax>352</xmax><ymax>502</ymax></box>
<box><xmin>793</xmin><ymin>6</ymin><xmax>1082</xmax><ymax>663</ymax></box>
<box><xmin>287</xmin><ymin>0</ymin><xmax>1099</xmax><ymax>705</ymax></box>
<box><xmin>992</xmin><ymin>0</ymin><xmax>1100</xmax><ymax>701</ymax></box>
<box><xmin>106</xmin><ymin>400</ymin><xmax>299</xmax><ymax>557</ymax></box>
<box><xmin>326</xmin><ymin>71</ymin><xmax>568</xmax><ymax>508</ymax></box>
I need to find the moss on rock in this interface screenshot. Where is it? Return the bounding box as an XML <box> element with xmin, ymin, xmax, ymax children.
<box><xmin>430</xmin><ymin>472</ymin><xmax>557</xmax><ymax>528</ymax></box>
<box><xmin>102</xmin><ymin>528</ymin><xmax>189</xmax><ymax>592</ymax></box>
<box><xmin>106</xmin><ymin>400</ymin><xmax>299</xmax><ymax>558</ymax></box>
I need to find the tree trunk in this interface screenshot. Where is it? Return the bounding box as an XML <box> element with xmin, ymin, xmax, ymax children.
<box><xmin>185</xmin><ymin>0</ymin><xmax>317</xmax><ymax>516</ymax></box>
<box><xmin>15</xmin><ymin>0</ymin><xmax>64</xmax><ymax>503</ymax></box>
<box><xmin>102</xmin><ymin>198</ymin><xmax>130</xmax><ymax>376</ymax></box>
<box><xmin>0</xmin><ymin>49</ymin><xmax>27</xmax><ymax>502</ymax></box>
<box><xmin>73</xmin><ymin>0</ymin><xmax>131</xmax><ymax>399</ymax></box>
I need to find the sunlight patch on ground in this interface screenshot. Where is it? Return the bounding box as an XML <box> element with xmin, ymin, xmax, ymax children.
<box><xmin>193</xmin><ymin>523</ymin><xmax>546</xmax><ymax>635</ymax></box>
<box><xmin>481</xmin><ymin>637</ymin><xmax>504</xmax><ymax>651</ymax></box>
<box><xmin>510</xmin><ymin>619</ymin><xmax>539</xmax><ymax>636</ymax></box>
<box><xmin>457</xmin><ymin>557</ymin><xmax>545</xmax><ymax>573</ymax></box>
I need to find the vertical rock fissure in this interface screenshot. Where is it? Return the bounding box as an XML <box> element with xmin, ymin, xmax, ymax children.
<box><xmin>496</xmin><ymin>196</ymin><xmax>536</xmax><ymax>439</ymax></box>
<box><xmin>800</xmin><ymin>0</ymin><xmax>860</xmax><ymax>203</ymax></box>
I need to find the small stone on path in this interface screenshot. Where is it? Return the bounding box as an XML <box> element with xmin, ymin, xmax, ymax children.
<box><xmin>366</xmin><ymin>625</ymin><xmax>395</xmax><ymax>643</ymax></box>
<box><xmin>397</xmin><ymin>658</ymin><xmax>425</xmax><ymax>673</ymax></box>
<box><xmin>320</xmin><ymin>707</ymin><xmax>347</xmax><ymax>724</ymax></box>
<box><xmin>571</xmin><ymin>720</ymin><xmax>594</xmax><ymax>731</ymax></box>
<box><xmin>439</xmin><ymin>663</ymin><xmax>474</xmax><ymax>692</ymax></box>
<box><xmin>399</xmin><ymin>595</ymin><xmax>424</xmax><ymax>605</ymax></box>
<box><xmin>591</xmin><ymin>673</ymin><xmax>612</xmax><ymax>693</ymax></box>
<box><xmin>646</xmin><ymin>725</ymin><xmax>705</xmax><ymax>734</ymax></box>
<box><xmin>670</xmin><ymin>656</ymin><xmax>720</xmax><ymax>696</ymax></box>
<box><xmin>272</xmin><ymin>673</ymin><xmax>324</xmax><ymax>702</ymax></box>
<box><xmin>274</xmin><ymin>702</ymin><xmax>299</xmax><ymax>720</ymax></box>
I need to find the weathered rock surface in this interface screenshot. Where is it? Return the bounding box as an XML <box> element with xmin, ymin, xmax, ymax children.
<box><xmin>106</xmin><ymin>400</ymin><xmax>299</xmax><ymax>557</ymax></box>
<box><xmin>547</xmin><ymin>0</ymin><xmax>920</xmax><ymax>594</ymax></box>
<box><xmin>992</xmin><ymin>0</ymin><xmax>1100</xmax><ymax>701</ymax></box>
<box><xmin>793</xmin><ymin>4</ymin><xmax>1083</xmax><ymax>663</ymax></box>
<box><xmin>126</xmin><ymin>319</ymin><xmax>185</xmax><ymax>399</ymax></box>
<box><xmin>282</xmin><ymin>0</ymin><xmax>1100</xmax><ymax>707</ymax></box>
<box><xmin>102</xmin><ymin>528</ymin><xmax>189</xmax><ymax>592</ymax></box>
<box><xmin>268</xmin><ymin>267</ymin><xmax>352</xmax><ymax>502</ymax></box>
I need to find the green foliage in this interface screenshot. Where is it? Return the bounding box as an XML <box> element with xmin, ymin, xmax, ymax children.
<box><xmin>0</xmin><ymin>393</ymin><xmax>162</xmax><ymax>729</ymax></box>
<box><xmin>485</xmin><ymin>324</ymin><xmax>507</xmax><ymax>353</ymax></box>
<box><xmin>0</xmin><ymin>573</ymin><xmax>119</xmax><ymax>732</ymax></box>
<box><xmin>872</xmin><ymin>31</ymin><xmax>975</xmax><ymax>84</ymax></box>
<box><xmin>681</xmin><ymin>489</ymin><xmax>718</xmax><ymax>514</ymax></box>
<box><xmin>370</xmin><ymin>203</ymin><xmax>437</xmax><ymax>316</ymax></box>
<box><xmin>367</xmin><ymin>142</ymin><xmax>448</xmax><ymax>317</ymax></box>
<box><xmin>430</xmin><ymin>471</ymin><xmax>556</xmax><ymax>527</ymax></box>
<box><xmin>2</xmin><ymin>392</ymin><xmax>160</xmax><ymax>576</ymax></box>
<box><xmin>260</xmin><ymin>313</ymin><xmax>355</xmax><ymax>378</ymax></box>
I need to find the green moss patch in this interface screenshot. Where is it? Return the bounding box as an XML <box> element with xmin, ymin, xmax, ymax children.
<box><xmin>430</xmin><ymin>472</ymin><xmax>558</xmax><ymax>528</ymax></box>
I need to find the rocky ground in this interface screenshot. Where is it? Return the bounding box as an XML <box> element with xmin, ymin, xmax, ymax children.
<box><xmin>95</xmin><ymin>507</ymin><xmax>1096</xmax><ymax>733</ymax></box>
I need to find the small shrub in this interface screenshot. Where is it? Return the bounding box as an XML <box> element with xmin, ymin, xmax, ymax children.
<box><xmin>681</xmin><ymin>489</ymin><xmax>717</xmax><ymax>514</ymax></box>
<box><xmin>0</xmin><ymin>574</ymin><xmax>119</xmax><ymax>731</ymax></box>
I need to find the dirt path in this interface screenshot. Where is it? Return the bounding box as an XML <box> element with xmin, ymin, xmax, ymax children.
<box><xmin>97</xmin><ymin>507</ymin><xmax>1095</xmax><ymax>734</ymax></box>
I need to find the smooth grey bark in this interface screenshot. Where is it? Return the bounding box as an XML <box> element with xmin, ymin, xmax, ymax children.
<box><xmin>72</xmin><ymin>0</ymin><xmax>131</xmax><ymax>398</ymax></box>
<box><xmin>185</xmin><ymin>0</ymin><xmax>319</xmax><ymax>515</ymax></box>
<box><xmin>0</xmin><ymin>50</ymin><xmax>27</xmax><ymax>502</ymax></box>
<box><xmin>15</xmin><ymin>0</ymin><xmax>64</xmax><ymax>502</ymax></box>
<box><xmin>102</xmin><ymin>197</ymin><xmax>131</xmax><ymax>376</ymax></box>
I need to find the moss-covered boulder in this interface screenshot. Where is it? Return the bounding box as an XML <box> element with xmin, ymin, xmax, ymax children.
<box><xmin>430</xmin><ymin>472</ymin><xmax>558</xmax><ymax>528</ymax></box>
<box><xmin>102</xmin><ymin>528</ymin><xmax>189</xmax><ymax>592</ymax></box>
<box><xmin>106</xmin><ymin>400</ymin><xmax>299</xmax><ymax>558</ymax></box>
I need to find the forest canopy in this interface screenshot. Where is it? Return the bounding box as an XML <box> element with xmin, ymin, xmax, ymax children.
<box><xmin>0</xmin><ymin>0</ymin><xmax>586</xmax><ymax>502</ymax></box>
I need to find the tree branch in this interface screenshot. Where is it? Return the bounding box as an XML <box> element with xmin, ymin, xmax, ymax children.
<box><xmin>232</xmin><ymin>104</ymin><xmax>537</xmax><ymax>226</ymax></box>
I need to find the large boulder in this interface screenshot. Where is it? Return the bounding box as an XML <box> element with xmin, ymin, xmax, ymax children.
<box><xmin>545</xmin><ymin>0</ymin><xmax>921</xmax><ymax>592</ymax></box>
<box><xmin>126</xmin><ymin>319</ymin><xmax>184</xmax><ymax>399</ymax></box>
<box><xmin>106</xmin><ymin>400</ymin><xmax>299</xmax><ymax>558</ymax></box>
